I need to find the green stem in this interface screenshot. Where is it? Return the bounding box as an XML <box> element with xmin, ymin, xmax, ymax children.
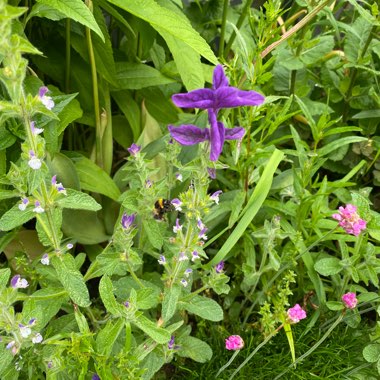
<box><xmin>181</xmin><ymin>285</ymin><xmax>209</xmax><ymax>302</ymax></box>
<box><xmin>41</xmin><ymin>182</ymin><xmax>60</xmax><ymax>250</ymax></box>
<box><xmin>127</xmin><ymin>262</ymin><xmax>145</xmax><ymax>288</ymax></box>
<box><xmin>215</xmin><ymin>349</ymin><xmax>240</xmax><ymax>378</ymax></box>
<box><xmin>219</xmin><ymin>0</ymin><xmax>229</xmax><ymax>58</ymax></box>
<box><xmin>65</xmin><ymin>18</ymin><xmax>71</xmax><ymax>93</ymax></box>
<box><xmin>102</xmin><ymin>80</ymin><xmax>113</xmax><ymax>175</ymax></box>
<box><xmin>224</xmin><ymin>0</ymin><xmax>254</xmax><ymax>58</ymax></box>
<box><xmin>229</xmin><ymin>324</ymin><xmax>284</xmax><ymax>380</ymax></box>
<box><xmin>85</xmin><ymin>0</ymin><xmax>103</xmax><ymax>169</ymax></box>
<box><xmin>273</xmin><ymin>313</ymin><xmax>345</xmax><ymax>380</ymax></box>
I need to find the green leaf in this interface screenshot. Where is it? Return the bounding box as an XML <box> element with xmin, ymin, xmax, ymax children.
<box><xmin>142</xmin><ymin>219</ymin><xmax>163</xmax><ymax>250</ymax></box>
<box><xmin>0</xmin><ymin>346</ymin><xmax>13</xmax><ymax>378</ymax></box>
<box><xmin>363</xmin><ymin>344</ymin><xmax>380</xmax><ymax>363</ymax></box>
<box><xmin>35</xmin><ymin>0</ymin><xmax>104</xmax><ymax>41</ymax></box>
<box><xmin>162</xmin><ymin>285</ymin><xmax>181</xmax><ymax>323</ymax></box>
<box><xmin>134</xmin><ymin>315</ymin><xmax>171</xmax><ymax>344</ymax></box>
<box><xmin>317</xmin><ymin>136</ymin><xmax>367</xmax><ymax>157</ymax></box>
<box><xmin>114</xmin><ymin>62</ymin><xmax>176</xmax><ymax>90</ymax></box>
<box><xmin>314</xmin><ymin>257</ymin><xmax>342</xmax><ymax>276</ymax></box>
<box><xmin>179</xmin><ymin>296</ymin><xmax>223</xmax><ymax>322</ymax></box>
<box><xmin>207</xmin><ymin>149</ymin><xmax>284</xmax><ymax>267</ymax></box>
<box><xmin>56</xmin><ymin>189</ymin><xmax>102</xmax><ymax>211</ymax></box>
<box><xmin>0</xmin><ymin>190</ymin><xmax>19</xmax><ymax>201</ymax></box>
<box><xmin>326</xmin><ymin>301</ymin><xmax>345</xmax><ymax>311</ymax></box>
<box><xmin>67</xmin><ymin>153</ymin><xmax>121</xmax><ymax>200</ymax></box>
<box><xmin>35</xmin><ymin>208</ymin><xmax>63</xmax><ymax>247</ymax></box>
<box><xmin>99</xmin><ymin>275</ymin><xmax>124</xmax><ymax>315</ymax></box>
<box><xmin>0</xmin><ymin>268</ymin><xmax>11</xmax><ymax>290</ymax></box>
<box><xmin>51</xmin><ymin>255</ymin><xmax>91</xmax><ymax>307</ymax></box>
<box><xmin>177</xmin><ymin>336</ymin><xmax>212</xmax><ymax>363</ymax></box>
<box><xmin>107</xmin><ymin>0</ymin><xmax>217</xmax><ymax>64</ymax></box>
<box><xmin>96</xmin><ymin>319</ymin><xmax>124</xmax><ymax>356</ymax></box>
<box><xmin>352</xmin><ymin>109</ymin><xmax>380</xmax><ymax>119</ymax></box>
<box><xmin>27</xmin><ymin>3</ymin><xmax>66</xmax><ymax>22</ymax></box>
<box><xmin>0</xmin><ymin>204</ymin><xmax>35</xmax><ymax>231</ymax></box>
<box><xmin>136</xmin><ymin>287</ymin><xmax>160</xmax><ymax>310</ymax></box>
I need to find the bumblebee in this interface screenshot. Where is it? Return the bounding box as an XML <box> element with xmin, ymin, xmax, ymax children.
<box><xmin>153</xmin><ymin>198</ymin><xmax>173</xmax><ymax>220</ymax></box>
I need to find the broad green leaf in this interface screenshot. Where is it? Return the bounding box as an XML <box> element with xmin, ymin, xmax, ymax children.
<box><xmin>107</xmin><ymin>0</ymin><xmax>217</xmax><ymax>64</ymax></box>
<box><xmin>99</xmin><ymin>275</ymin><xmax>124</xmax><ymax>315</ymax></box>
<box><xmin>114</xmin><ymin>62</ymin><xmax>176</xmax><ymax>90</ymax></box>
<box><xmin>176</xmin><ymin>336</ymin><xmax>212</xmax><ymax>363</ymax></box>
<box><xmin>56</xmin><ymin>189</ymin><xmax>102</xmax><ymax>211</ymax></box>
<box><xmin>0</xmin><ymin>268</ymin><xmax>11</xmax><ymax>290</ymax></box>
<box><xmin>0</xmin><ymin>190</ymin><xmax>19</xmax><ymax>201</ymax></box>
<box><xmin>179</xmin><ymin>296</ymin><xmax>223</xmax><ymax>322</ymax></box>
<box><xmin>134</xmin><ymin>315</ymin><xmax>171</xmax><ymax>344</ymax></box>
<box><xmin>0</xmin><ymin>128</ymin><xmax>16</xmax><ymax>150</ymax></box>
<box><xmin>67</xmin><ymin>153</ymin><xmax>120</xmax><ymax>200</ymax></box>
<box><xmin>141</xmin><ymin>352</ymin><xmax>165</xmax><ymax>380</ymax></box>
<box><xmin>35</xmin><ymin>208</ymin><xmax>63</xmax><ymax>247</ymax></box>
<box><xmin>352</xmin><ymin>109</ymin><xmax>380</xmax><ymax>119</ymax></box>
<box><xmin>326</xmin><ymin>301</ymin><xmax>345</xmax><ymax>311</ymax></box>
<box><xmin>162</xmin><ymin>286</ymin><xmax>181</xmax><ymax>323</ymax></box>
<box><xmin>35</xmin><ymin>0</ymin><xmax>104</xmax><ymax>41</ymax></box>
<box><xmin>363</xmin><ymin>344</ymin><xmax>380</xmax><ymax>363</ymax></box>
<box><xmin>51</xmin><ymin>255</ymin><xmax>91</xmax><ymax>307</ymax></box>
<box><xmin>142</xmin><ymin>220</ymin><xmax>164</xmax><ymax>250</ymax></box>
<box><xmin>136</xmin><ymin>287</ymin><xmax>160</xmax><ymax>309</ymax></box>
<box><xmin>48</xmin><ymin>152</ymin><xmax>81</xmax><ymax>190</ymax></box>
<box><xmin>96</xmin><ymin>319</ymin><xmax>124</xmax><ymax>356</ymax></box>
<box><xmin>0</xmin><ymin>346</ymin><xmax>13</xmax><ymax>378</ymax></box>
<box><xmin>314</xmin><ymin>257</ymin><xmax>342</xmax><ymax>276</ymax></box>
<box><xmin>207</xmin><ymin>149</ymin><xmax>284</xmax><ymax>267</ymax></box>
<box><xmin>0</xmin><ymin>204</ymin><xmax>35</xmax><ymax>231</ymax></box>
<box><xmin>27</xmin><ymin>3</ymin><xmax>66</xmax><ymax>22</ymax></box>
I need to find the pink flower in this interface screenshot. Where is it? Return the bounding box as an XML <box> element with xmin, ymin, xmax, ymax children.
<box><xmin>287</xmin><ymin>304</ymin><xmax>307</xmax><ymax>323</ymax></box>
<box><xmin>332</xmin><ymin>204</ymin><xmax>366</xmax><ymax>236</ymax></box>
<box><xmin>342</xmin><ymin>292</ymin><xmax>357</xmax><ymax>309</ymax></box>
<box><xmin>225</xmin><ymin>335</ymin><xmax>244</xmax><ymax>350</ymax></box>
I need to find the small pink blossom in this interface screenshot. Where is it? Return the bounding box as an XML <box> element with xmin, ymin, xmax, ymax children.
<box><xmin>287</xmin><ymin>304</ymin><xmax>307</xmax><ymax>323</ymax></box>
<box><xmin>342</xmin><ymin>292</ymin><xmax>357</xmax><ymax>309</ymax></box>
<box><xmin>225</xmin><ymin>335</ymin><xmax>244</xmax><ymax>351</ymax></box>
<box><xmin>332</xmin><ymin>204</ymin><xmax>366</xmax><ymax>236</ymax></box>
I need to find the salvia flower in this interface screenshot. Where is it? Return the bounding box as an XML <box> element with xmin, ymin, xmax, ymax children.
<box><xmin>198</xmin><ymin>228</ymin><xmax>208</xmax><ymax>240</ymax></box>
<box><xmin>28</xmin><ymin>318</ymin><xmax>37</xmax><ymax>326</ymax></box>
<box><xmin>19</xmin><ymin>323</ymin><xmax>32</xmax><ymax>338</ymax></box>
<box><xmin>225</xmin><ymin>335</ymin><xmax>244</xmax><ymax>351</ymax></box>
<box><xmin>6</xmin><ymin>341</ymin><xmax>15</xmax><ymax>350</ymax></box>
<box><xmin>287</xmin><ymin>304</ymin><xmax>307</xmax><ymax>323</ymax></box>
<box><xmin>179</xmin><ymin>251</ymin><xmax>189</xmax><ymax>261</ymax></box>
<box><xmin>168</xmin><ymin>336</ymin><xmax>176</xmax><ymax>350</ymax></box>
<box><xmin>197</xmin><ymin>218</ymin><xmax>205</xmax><ymax>230</ymax></box>
<box><xmin>28</xmin><ymin>150</ymin><xmax>42</xmax><ymax>170</ymax></box>
<box><xmin>66</xmin><ymin>243</ymin><xmax>74</xmax><ymax>250</ymax></box>
<box><xmin>92</xmin><ymin>375</ymin><xmax>100</xmax><ymax>380</ymax></box>
<box><xmin>332</xmin><ymin>204</ymin><xmax>366</xmax><ymax>236</ymax></box>
<box><xmin>171</xmin><ymin>198</ymin><xmax>182</xmax><ymax>211</ymax></box>
<box><xmin>342</xmin><ymin>292</ymin><xmax>358</xmax><ymax>309</ymax></box>
<box><xmin>191</xmin><ymin>251</ymin><xmax>200</xmax><ymax>262</ymax></box>
<box><xmin>173</xmin><ymin>218</ymin><xmax>182</xmax><ymax>233</ymax></box>
<box><xmin>168</xmin><ymin>65</ymin><xmax>265</xmax><ymax>161</ymax></box>
<box><xmin>124</xmin><ymin>301</ymin><xmax>130</xmax><ymax>308</ymax></box>
<box><xmin>33</xmin><ymin>201</ymin><xmax>44</xmax><ymax>213</ymax></box>
<box><xmin>51</xmin><ymin>175</ymin><xmax>67</xmax><ymax>195</ymax></box>
<box><xmin>210</xmin><ymin>190</ymin><xmax>222</xmax><ymax>204</ymax></box>
<box><xmin>175</xmin><ymin>173</ymin><xmax>183</xmax><ymax>182</ymax></box>
<box><xmin>158</xmin><ymin>255</ymin><xmax>166</xmax><ymax>265</ymax></box>
<box><xmin>180</xmin><ymin>279</ymin><xmax>188</xmax><ymax>287</ymax></box>
<box><xmin>41</xmin><ymin>254</ymin><xmax>50</xmax><ymax>265</ymax></box>
<box><xmin>184</xmin><ymin>268</ymin><xmax>193</xmax><ymax>277</ymax></box>
<box><xmin>38</xmin><ymin>86</ymin><xmax>54</xmax><ymax>110</ymax></box>
<box><xmin>127</xmin><ymin>143</ymin><xmax>141</xmax><ymax>156</ymax></box>
<box><xmin>18</xmin><ymin>198</ymin><xmax>29</xmax><ymax>211</ymax></box>
<box><xmin>207</xmin><ymin>167</ymin><xmax>216</xmax><ymax>179</ymax></box>
<box><xmin>10</xmin><ymin>275</ymin><xmax>29</xmax><ymax>289</ymax></box>
<box><xmin>215</xmin><ymin>260</ymin><xmax>225</xmax><ymax>273</ymax></box>
<box><xmin>32</xmin><ymin>333</ymin><xmax>43</xmax><ymax>344</ymax></box>
<box><xmin>145</xmin><ymin>179</ymin><xmax>153</xmax><ymax>188</ymax></box>
<box><xmin>30</xmin><ymin>121</ymin><xmax>43</xmax><ymax>135</ymax></box>
<box><xmin>121</xmin><ymin>213</ymin><xmax>136</xmax><ymax>229</ymax></box>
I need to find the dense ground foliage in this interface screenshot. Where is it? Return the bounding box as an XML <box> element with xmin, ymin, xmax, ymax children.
<box><xmin>0</xmin><ymin>0</ymin><xmax>380</xmax><ymax>378</ymax></box>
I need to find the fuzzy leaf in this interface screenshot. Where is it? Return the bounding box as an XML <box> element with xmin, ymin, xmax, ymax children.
<box><xmin>0</xmin><ymin>204</ymin><xmax>35</xmax><ymax>231</ymax></box>
<box><xmin>314</xmin><ymin>257</ymin><xmax>342</xmax><ymax>276</ymax></box>
<box><xmin>176</xmin><ymin>336</ymin><xmax>212</xmax><ymax>363</ymax></box>
<box><xmin>179</xmin><ymin>296</ymin><xmax>223</xmax><ymax>321</ymax></box>
<box><xmin>162</xmin><ymin>285</ymin><xmax>181</xmax><ymax>323</ymax></box>
<box><xmin>134</xmin><ymin>315</ymin><xmax>171</xmax><ymax>344</ymax></box>
<box><xmin>56</xmin><ymin>189</ymin><xmax>101</xmax><ymax>211</ymax></box>
<box><xmin>363</xmin><ymin>344</ymin><xmax>380</xmax><ymax>363</ymax></box>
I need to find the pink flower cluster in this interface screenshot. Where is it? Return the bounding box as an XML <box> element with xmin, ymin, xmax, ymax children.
<box><xmin>225</xmin><ymin>335</ymin><xmax>244</xmax><ymax>350</ymax></box>
<box><xmin>332</xmin><ymin>204</ymin><xmax>366</xmax><ymax>236</ymax></box>
<box><xmin>287</xmin><ymin>304</ymin><xmax>307</xmax><ymax>323</ymax></box>
<box><xmin>342</xmin><ymin>292</ymin><xmax>357</xmax><ymax>309</ymax></box>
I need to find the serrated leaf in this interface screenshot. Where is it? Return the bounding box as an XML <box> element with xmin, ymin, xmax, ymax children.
<box><xmin>51</xmin><ymin>255</ymin><xmax>91</xmax><ymax>307</ymax></box>
<box><xmin>314</xmin><ymin>257</ymin><xmax>342</xmax><ymax>276</ymax></box>
<box><xmin>0</xmin><ymin>268</ymin><xmax>11</xmax><ymax>290</ymax></box>
<box><xmin>107</xmin><ymin>0</ymin><xmax>217</xmax><ymax>64</ymax></box>
<box><xmin>177</xmin><ymin>336</ymin><xmax>212</xmax><ymax>363</ymax></box>
<box><xmin>134</xmin><ymin>315</ymin><xmax>171</xmax><ymax>344</ymax></box>
<box><xmin>0</xmin><ymin>345</ymin><xmax>13</xmax><ymax>378</ymax></box>
<box><xmin>99</xmin><ymin>275</ymin><xmax>124</xmax><ymax>315</ymax></box>
<box><xmin>363</xmin><ymin>344</ymin><xmax>380</xmax><ymax>363</ymax></box>
<box><xmin>35</xmin><ymin>0</ymin><xmax>104</xmax><ymax>41</ymax></box>
<box><xmin>56</xmin><ymin>189</ymin><xmax>102</xmax><ymax>211</ymax></box>
<box><xmin>179</xmin><ymin>296</ymin><xmax>223</xmax><ymax>321</ymax></box>
<box><xmin>136</xmin><ymin>288</ymin><xmax>160</xmax><ymax>309</ymax></box>
<box><xmin>0</xmin><ymin>205</ymin><xmax>35</xmax><ymax>231</ymax></box>
<box><xmin>162</xmin><ymin>286</ymin><xmax>181</xmax><ymax>322</ymax></box>
<box><xmin>142</xmin><ymin>219</ymin><xmax>163</xmax><ymax>250</ymax></box>
<box><xmin>96</xmin><ymin>319</ymin><xmax>124</xmax><ymax>356</ymax></box>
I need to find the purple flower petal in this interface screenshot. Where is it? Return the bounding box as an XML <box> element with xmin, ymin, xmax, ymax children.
<box><xmin>208</xmin><ymin>116</ymin><xmax>225</xmax><ymax>161</ymax></box>
<box><xmin>212</xmin><ymin>65</ymin><xmax>229</xmax><ymax>89</ymax></box>
<box><xmin>224</xmin><ymin>127</ymin><xmax>245</xmax><ymax>140</ymax></box>
<box><xmin>38</xmin><ymin>86</ymin><xmax>48</xmax><ymax>98</ymax></box>
<box><xmin>215</xmin><ymin>87</ymin><xmax>265</xmax><ymax>109</ymax></box>
<box><xmin>168</xmin><ymin>125</ymin><xmax>209</xmax><ymax>145</ymax></box>
<box><xmin>172</xmin><ymin>88</ymin><xmax>214</xmax><ymax>109</ymax></box>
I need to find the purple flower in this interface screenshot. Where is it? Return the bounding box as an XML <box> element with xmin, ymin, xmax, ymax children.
<box><xmin>184</xmin><ymin>268</ymin><xmax>193</xmax><ymax>277</ymax></box>
<box><xmin>225</xmin><ymin>335</ymin><xmax>244</xmax><ymax>350</ymax></box>
<box><xmin>33</xmin><ymin>201</ymin><xmax>44</xmax><ymax>213</ymax></box>
<box><xmin>51</xmin><ymin>175</ymin><xmax>67</xmax><ymax>195</ymax></box>
<box><xmin>197</xmin><ymin>219</ymin><xmax>205</xmax><ymax>230</ymax></box>
<box><xmin>179</xmin><ymin>251</ymin><xmax>189</xmax><ymax>261</ymax></box>
<box><xmin>41</xmin><ymin>254</ymin><xmax>49</xmax><ymax>265</ymax></box>
<box><xmin>145</xmin><ymin>179</ymin><xmax>153</xmax><ymax>188</ymax></box>
<box><xmin>28</xmin><ymin>150</ymin><xmax>42</xmax><ymax>170</ymax></box>
<box><xmin>198</xmin><ymin>228</ymin><xmax>208</xmax><ymax>240</ymax></box>
<box><xmin>124</xmin><ymin>301</ymin><xmax>130</xmax><ymax>308</ymax></box>
<box><xmin>342</xmin><ymin>292</ymin><xmax>358</xmax><ymax>309</ymax></box>
<box><xmin>10</xmin><ymin>275</ymin><xmax>29</xmax><ymax>289</ymax></box>
<box><xmin>171</xmin><ymin>198</ymin><xmax>182</xmax><ymax>211</ymax></box>
<box><xmin>30</xmin><ymin>121</ymin><xmax>43</xmax><ymax>135</ymax></box>
<box><xmin>175</xmin><ymin>173</ymin><xmax>183</xmax><ymax>182</ymax></box>
<box><xmin>32</xmin><ymin>333</ymin><xmax>43</xmax><ymax>344</ymax></box>
<box><xmin>332</xmin><ymin>204</ymin><xmax>367</xmax><ymax>236</ymax></box>
<box><xmin>180</xmin><ymin>279</ymin><xmax>188</xmax><ymax>287</ymax></box>
<box><xmin>66</xmin><ymin>243</ymin><xmax>74</xmax><ymax>250</ymax></box>
<box><xmin>19</xmin><ymin>323</ymin><xmax>32</xmax><ymax>338</ymax></box>
<box><xmin>158</xmin><ymin>255</ymin><xmax>166</xmax><ymax>265</ymax></box>
<box><xmin>215</xmin><ymin>260</ymin><xmax>225</xmax><ymax>273</ymax></box>
<box><xmin>191</xmin><ymin>251</ymin><xmax>200</xmax><ymax>262</ymax></box>
<box><xmin>127</xmin><ymin>143</ymin><xmax>141</xmax><ymax>156</ymax></box>
<box><xmin>210</xmin><ymin>190</ymin><xmax>222</xmax><ymax>204</ymax></box>
<box><xmin>92</xmin><ymin>375</ymin><xmax>100</xmax><ymax>380</ymax></box>
<box><xmin>121</xmin><ymin>213</ymin><xmax>136</xmax><ymax>229</ymax></box>
<box><xmin>207</xmin><ymin>167</ymin><xmax>217</xmax><ymax>179</ymax></box>
<box><xmin>287</xmin><ymin>304</ymin><xmax>307</xmax><ymax>323</ymax></box>
<box><xmin>38</xmin><ymin>86</ymin><xmax>54</xmax><ymax>110</ymax></box>
<box><xmin>168</xmin><ymin>65</ymin><xmax>264</xmax><ymax>161</ymax></box>
<box><xmin>18</xmin><ymin>198</ymin><xmax>29</xmax><ymax>211</ymax></box>
<box><xmin>173</xmin><ymin>218</ymin><xmax>182</xmax><ymax>233</ymax></box>
<box><xmin>168</xmin><ymin>336</ymin><xmax>175</xmax><ymax>349</ymax></box>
